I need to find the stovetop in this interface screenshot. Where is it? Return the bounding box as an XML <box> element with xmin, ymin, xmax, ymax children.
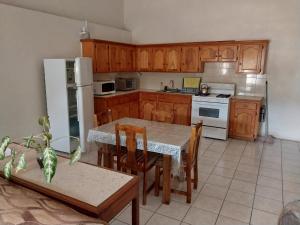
<box><xmin>192</xmin><ymin>93</ymin><xmax>232</xmax><ymax>104</ymax></box>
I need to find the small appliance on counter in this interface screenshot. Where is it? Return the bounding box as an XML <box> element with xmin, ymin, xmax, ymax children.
<box><xmin>199</xmin><ymin>83</ymin><xmax>209</xmax><ymax>96</ymax></box>
<box><xmin>93</xmin><ymin>80</ymin><xmax>116</xmax><ymax>95</ymax></box>
<box><xmin>115</xmin><ymin>77</ymin><xmax>137</xmax><ymax>91</ymax></box>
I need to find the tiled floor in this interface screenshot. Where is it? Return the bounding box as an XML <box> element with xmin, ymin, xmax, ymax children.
<box><xmin>80</xmin><ymin>138</ymin><xmax>300</xmax><ymax>225</ymax></box>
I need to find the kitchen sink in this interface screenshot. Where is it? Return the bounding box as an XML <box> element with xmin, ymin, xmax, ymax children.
<box><xmin>156</xmin><ymin>89</ymin><xmax>192</xmax><ymax>94</ymax></box>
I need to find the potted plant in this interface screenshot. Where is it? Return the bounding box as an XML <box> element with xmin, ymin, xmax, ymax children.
<box><xmin>0</xmin><ymin>116</ymin><xmax>81</xmax><ymax>183</ymax></box>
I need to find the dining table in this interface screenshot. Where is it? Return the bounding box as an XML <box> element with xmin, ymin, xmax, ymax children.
<box><xmin>87</xmin><ymin>117</ymin><xmax>192</xmax><ymax>204</ymax></box>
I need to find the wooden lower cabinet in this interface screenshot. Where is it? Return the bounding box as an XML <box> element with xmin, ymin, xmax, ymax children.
<box><xmin>95</xmin><ymin>91</ymin><xmax>191</xmax><ymax>126</ymax></box>
<box><xmin>229</xmin><ymin>98</ymin><xmax>262</xmax><ymax>141</ymax></box>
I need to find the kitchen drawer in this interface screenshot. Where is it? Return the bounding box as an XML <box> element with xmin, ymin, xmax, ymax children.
<box><xmin>235</xmin><ymin>101</ymin><xmax>257</xmax><ymax>110</ymax></box>
<box><xmin>139</xmin><ymin>92</ymin><xmax>158</xmax><ymax>101</ymax></box>
<box><xmin>158</xmin><ymin>93</ymin><xmax>191</xmax><ymax>104</ymax></box>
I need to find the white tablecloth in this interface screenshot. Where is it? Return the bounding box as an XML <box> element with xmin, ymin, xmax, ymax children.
<box><xmin>87</xmin><ymin>118</ymin><xmax>191</xmax><ymax>174</ymax></box>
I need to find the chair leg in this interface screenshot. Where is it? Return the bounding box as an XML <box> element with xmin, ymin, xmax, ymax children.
<box><xmin>154</xmin><ymin>166</ymin><xmax>160</xmax><ymax>196</ymax></box>
<box><xmin>193</xmin><ymin>162</ymin><xmax>198</xmax><ymax>190</ymax></box>
<box><xmin>143</xmin><ymin>171</ymin><xmax>147</xmax><ymax>205</ymax></box>
<box><xmin>97</xmin><ymin>149</ymin><xmax>102</xmax><ymax>167</ymax></box>
<box><xmin>186</xmin><ymin>168</ymin><xmax>192</xmax><ymax>203</ymax></box>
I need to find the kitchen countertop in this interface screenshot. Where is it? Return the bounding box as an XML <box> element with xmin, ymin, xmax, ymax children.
<box><xmin>94</xmin><ymin>89</ymin><xmax>194</xmax><ymax>98</ymax></box>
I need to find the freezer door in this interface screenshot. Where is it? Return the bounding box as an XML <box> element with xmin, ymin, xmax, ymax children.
<box><xmin>75</xmin><ymin>57</ymin><xmax>93</xmax><ymax>86</ymax></box>
<box><xmin>76</xmin><ymin>85</ymin><xmax>94</xmax><ymax>152</ymax></box>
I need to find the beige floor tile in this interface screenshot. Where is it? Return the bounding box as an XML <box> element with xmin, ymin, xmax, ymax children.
<box><xmin>283</xmin><ymin>191</ymin><xmax>300</xmax><ymax>205</ymax></box>
<box><xmin>283</xmin><ymin>181</ymin><xmax>300</xmax><ymax>194</ymax></box>
<box><xmin>183</xmin><ymin>207</ymin><xmax>218</xmax><ymax>225</ymax></box>
<box><xmin>259</xmin><ymin>167</ymin><xmax>282</xmax><ymax>180</ymax></box>
<box><xmin>220</xmin><ymin>201</ymin><xmax>252</xmax><ymax>223</ymax></box>
<box><xmin>216</xmin><ymin>215</ymin><xmax>248</xmax><ymax>225</ymax></box>
<box><xmin>200</xmin><ymin>184</ymin><xmax>228</xmax><ymax>200</ymax></box>
<box><xmin>146</xmin><ymin>213</ymin><xmax>180</xmax><ymax>225</ymax></box>
<box><xmin>206</xmin><ymin>175</ymin><xmax>232</xmax><ymax>187</ymax></box>
<box><xmin>217</xmin><ymin>160</ymin><xmax>239</xmax><ymax>169</ymax></box>
<box><xmin>193</xmin><ymin>194</ymin><xmax>223</xmax><ymax>214</ymax></box>
<box><xmin>156</xmin><ymin>201</ymin><xmax>190</xmax><ymax>221</ymax></box>
<box><xmin>257</xmin><ymin>176</ymin><xmax>282</xmax><ymax>190</ymax></box>
<box><xmin>110</xmin><ymin>220</ymin><xmax>128</xmax><ymax>225</ymax></box>
<box><xmin>283</xmin><ymin>172</ymin><xmax>300</xmax><ymax>184</ymax></box>
<box><xmin>140</xmin><ymin>194</ymin><xmax>162</xmax><ymax>212</ymax></box>
<box><xmin>260</xmin><ymin>161</ymin><xmax>281</xmax><ymax>170</ymax></box>
<box><xmin>256</xmin><ymin>185</ymin><xmax>282</xmax><ymax>201</ymax></box>
<box><xmin>237</xmin><ymin>164</ymin><xmax>259</xmax><ymax>175</ymax></box>
<box><xmin>253</xmin><ymin>195</ymin><xmax>283</xmax><ymax>215</ymax></box>
<box><xmin>225</xmin><ymin>190</ymin><xmax>254</xmax><ymax>207</ymax></box>
<box><xmin>251</xmin><ymin>209</ymin><xmax>279</xmax><ymax>225</ymax></box>
<box><xmin>213</xmin><ymin>167</ymin><xmax>236</xmax><ymax>178</ymax></box>
<box><xmin>118</xmin><ymin>206</ymin><xmax>153</xmax><ymax>225</ymax></box>
<box><xmin>234</xmin><ymin>171</ymin><xmax>258</xmax><ymax>184</ymax></box>
<box><xmin>230</xmin><ymin>179</ymin><xmax>256</xmax><ymax>194</ymax></box>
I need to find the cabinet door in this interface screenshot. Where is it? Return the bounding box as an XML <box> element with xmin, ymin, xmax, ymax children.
<box><xmin>127</xmin><ymin>47</ymin><xmax>136</xmax><ymax>72</ymax></box>
<box><xmin>181</xmin><ymin>46</ymin><xmax>199</xmax><ymax>72</ymax></box>
<box><xmin>232</xmin><ymin>108</ymin><xmax>257</xmax><ymax>139</ymax></box>
<box><xmin>129</xmin><ymin>101</ymin><xmax>139</xmax><ymax>118</ymax></box>
<box><xmin>236</xmin><ymin>44</ymin><xmax>263</xmax><ymax>73</ymax></box>
<box><xmin>95</xmin><ymin>43</ymin><xmax>110</xmax><ymax>72</ymax></box>
<box><xmin>109</xmin><ymin>44</ymin><xmax>121</xmax><ymax>72</ymax></box>
<box><xmin>140</xmin><ymin>100</ymin><xmax>156</xmax><ymax>120</ymax></box>
<box><xmin>157</xmin><ymin>101</ymin><xmax>174</xmax><ymax>113</ymax></box>
<box><xmin>218</xmin><ymin>45</ymin><xmax>237</xmax><ymax>62</ymax></box>
<box><xmin>174</xmin><ymin>103</ymin><xmax>190</xmax><ymax>125</ymax></box>
<box><xmin>152</xmin><ymin>47</ymin><xmax>166</xmax><ymax>71</ymax></box>
<box><xmin>111</xmin><ymin>103</ymin><xmax>130</xmax><ymax>120</ymax></box>
<box><xmin>136</xmin><ymin>47</ymin><xmax>152</xmax><ymax>71</ymax></box>
<box><xmin>165</xmin><ymin>47</ymin><xmax>181</xmax><ymax>72</ymax></box>
<box><xmin>199</xmin><ymin>45</ymin><xmax>218</xmax><ymax>62</ymax></box>
<box><xmin>82</xmin><ymin>41</ymin><xmax>97</xmax><ymax>72</ymax></box>
<box><xmin>119</xmin><ymin>46</ymin><xmax>128</xmax><ymax>72</ymax></box>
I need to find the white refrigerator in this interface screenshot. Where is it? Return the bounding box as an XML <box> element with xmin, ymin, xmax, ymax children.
<box><xmin>44</xmin><ymin>57</ymin><xmax>94</xmax><ymax>153</ymax></box>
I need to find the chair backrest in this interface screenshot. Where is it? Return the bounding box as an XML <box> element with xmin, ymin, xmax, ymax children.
<box><xmin>115</xmin><ymin>123</ymin><xmax>148</xmax><ymax>172</ymax></box>
<box><xmin>94</xmin><ymin>109</ymin><xmax>113</xmax><ymax>127</ymax></box>
<box><xmin>187</xmin><ymin>121</ymin><xmax>203</xmax><ymax>166</ymax></box>
<box><xmin>151</xmin><ymin>109</ymin><xmax>174</xmax><ymax>124</ymax></box>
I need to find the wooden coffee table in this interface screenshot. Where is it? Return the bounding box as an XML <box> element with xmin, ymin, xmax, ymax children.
<box><xmin>1</xmin><ymin>148</ymin><xmax>139</xmax><ymax>225</ymax></box>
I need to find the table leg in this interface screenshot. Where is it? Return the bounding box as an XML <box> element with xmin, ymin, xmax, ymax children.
<box><xmin>162</xmin><ymin>154</ymin><xmax>171</xmax><ymax>204</ymax></box>
<box><xmin>132</xmin><ymin>189</ymin><xmax>139</xmax><ymax>225</ymax></box>
<box><xmin>102</xmin><ymin>144</ymin><xmax>113</xmax><ymax>169</ymax></box>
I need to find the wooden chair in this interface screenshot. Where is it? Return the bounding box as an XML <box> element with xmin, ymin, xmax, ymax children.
<box><xmin>115</xmin><ymin>123</ymin><xmax>160</xmax><ymax>205</ymax></box>
<box><xmin>154</xmin><ymin>121</ymin><xmax>203</xmax><ymax>203</ymax></box>
<box><xmin>94</xmin><ymin>109</ymin><xmax>113</xmax><ymax>167</ymax></box>
<box><xmin>151</xmin><ymin>109</ymin><xmax>174</xmax><ymax>123</ymax></box>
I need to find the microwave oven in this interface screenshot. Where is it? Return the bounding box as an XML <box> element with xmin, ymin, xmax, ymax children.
<box><xmin>93</xmin><ymin>80</ymin><xmax>116</xmax><ymax>95</ymax></box>
<box><xmin>116</xmin><ymin>78</ymin><xmax>137</xmax><ymax>91</ymax></box>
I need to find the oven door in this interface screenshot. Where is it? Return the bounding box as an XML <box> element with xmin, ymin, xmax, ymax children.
<box><xmin>191</xmin><ymin>101</ymin><xmax>229</xmax><ymax>128</ymax></box>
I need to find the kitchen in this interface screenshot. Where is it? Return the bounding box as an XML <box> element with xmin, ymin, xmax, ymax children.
<box><xmin>1</xmin><ymin>1</ymin><xmax>300</xmax><ymax>225</ymax></box>
<box><xmin>85</xmin><ymin>39</ymin><xmax>267</xmax><ymax>142</ymax></box>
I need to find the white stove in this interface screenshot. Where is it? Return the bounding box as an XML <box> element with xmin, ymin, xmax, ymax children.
<box><xmin>191</xmin><ymin>83</ymin><xmax>235</xmax><ymax>140</ymax></box>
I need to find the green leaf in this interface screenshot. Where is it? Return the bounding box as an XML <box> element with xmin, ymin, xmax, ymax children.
<box><xmin>24</xmin><ymin>135</ymin><xmax>34</xmax><ymax>148</ymax></box>
<box><xmin>0</xmin><ymin>136</ymin><xmax>11</xmax><ymax>160</ymax></box>
<box><xmin>42</xmin><ymin>132</ymin><xmax>52</xmax><ymax>142</ymax></box>
<box><xmin>4</xmin><ymin>159</ymin><xmax>13</xmax><ymax>179</ymax></box>
<box><xmin>15</xmin><ymin>153</ymin><xmax>27</xmax><ymax>173</ymax></box>
<box><xmin>42</xmin><ymin>147</ymin><xmax>57</xmax><ymax>183</ymax></box>
<box><xmin>38</xmin><ymin>116</ymin><xmax>50</xmax><ymax>131</ymax></box>
<box><xmin>70</xmin><ymin>146</ymin><xmax>81</xmax><ymax>165</ymax></box>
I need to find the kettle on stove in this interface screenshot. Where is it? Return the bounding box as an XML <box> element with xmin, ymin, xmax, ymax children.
<box><xmin>200</xmin><ymin>84</ymin><xmax>209</xmax><ymax>95</ymax></box>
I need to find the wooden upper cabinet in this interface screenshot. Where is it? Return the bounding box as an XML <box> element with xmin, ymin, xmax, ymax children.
<box><xmin>81</xmin><ymin>41</ymin><xmax>110</xmax><ymax>73</ymax></box>
<box><xmin>136</xmin><ymin>47</ymin><xmax>152</xmax><ymax>71</ymax></box>
<box><xmin>181</xmin><ymin>46</ymin><xmax>200</xmax><ymax>72</ymax></box>
<box><xmin>109</xmin><ymin>44</ymin><xmax>121</xmax><ymax>72</ymax></box>
<box><xmin>236</xmin><ymin>43</ymin><xmax>265</xmax><ymax>74</ymax></box>
<box><xmin>95</xmin><ymin>43</ymin><xmax>110</xmax><ymax>72</ymax></box>
<box><xmin>151</xmin><ymin>47</ymin><xmax>166</xmax><ymax>71</ymax></box>
<box><xmin>199</xmin><ymin>45</ymin><xmax>219</xmax><ymax>62</ymax></box>
<box><xmin>218</xmin><ymin>45</ymin><xmax>238</xmax><ymax>62</ymax></box>
<box><xmin>127</xmin><ymin>47</ymin><xmax>136</xmax><ymax>72</ymax></box>
<box><xmin>165</xmin><ymin>47</ymin><xmax>181</xmax><ymax>72</ymax></box>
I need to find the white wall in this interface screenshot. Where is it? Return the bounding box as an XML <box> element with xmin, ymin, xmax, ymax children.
<box><xmin>0</xmin><ymin>0</ymin><xmax>125</xmax><ymax>29</ymax></box>
<box><xmin>124</xmin><ymin>0</ymin><xmax>300</xmax><ymax>141</ymax></box>
<box><xmin>0</xmin><ymin>3</ymin><xmax>131</xmax><ymax>139</ymax></box>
